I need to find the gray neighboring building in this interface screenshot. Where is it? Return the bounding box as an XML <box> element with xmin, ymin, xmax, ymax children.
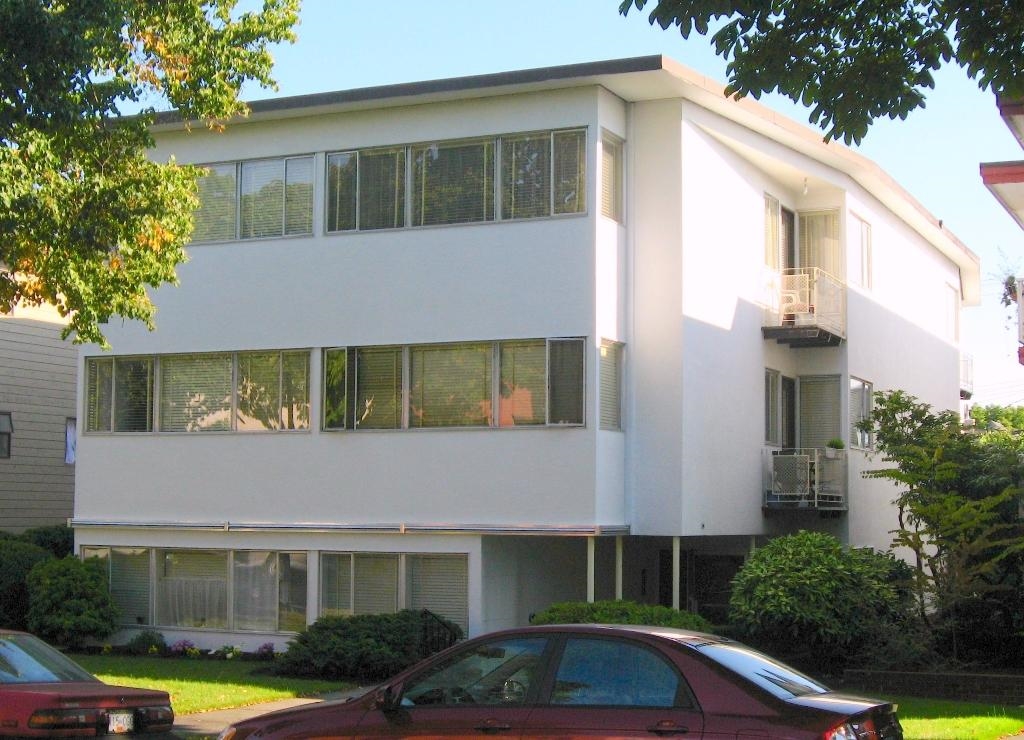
<box><xmin>0</xmin><ymin>306</ymin><xmax>77</xmax><ymax>532</ymax></box>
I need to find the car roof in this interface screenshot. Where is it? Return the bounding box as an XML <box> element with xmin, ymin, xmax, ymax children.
<box><xmin>485</xmin><ymin>623</ymin><xmax>733</xmax><ymax>647</ymax></box>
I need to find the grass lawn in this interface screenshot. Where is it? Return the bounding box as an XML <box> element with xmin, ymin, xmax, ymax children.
<box><xmin>73</xmin><ymin>654</ymin><xmax>355</xmax><ymax>715</ymax></box>
<box><xmin>882</xmin><ymin>695</ymin><xmax>1024</xmax><ymax>740</ymax></box>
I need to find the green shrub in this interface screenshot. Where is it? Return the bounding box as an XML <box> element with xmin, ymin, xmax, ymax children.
<box><xmin>26</xmin><ymin>557</ymin><xmax>119</xmax><ymax>648</ymax></box>
<box><xmin>0</xmin><ymin>539</ymin><xmax>52</xmax><ymax>629</ymax></box>
<box><xmin>530</xmin><ymin>600</ymin><xmax>714</xmax><ymax>632</ymax></box>
<box><xmin>277</xmin><ymin>610</ymin><xmax>463</xmax><ymax>681</ymax></box>
<box><xmin>728</xmin><ymin>531</ymin><xmax>907</xmax><ymax>672</ymax></box>
<box><xmin>19</xmin><ymin>525</ymin><xmax>74</xmax><ymax>558</ymax></box>
<box><xmin>126</xmin><ymin>629</ymin><xmax>167</xmax><ymax>656</ymax></box>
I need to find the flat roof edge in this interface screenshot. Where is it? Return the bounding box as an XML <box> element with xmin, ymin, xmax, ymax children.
<box><xmin>153</xmin><ymin>55</ymin><xmax>668</xmax><ymax>126</ymax></box>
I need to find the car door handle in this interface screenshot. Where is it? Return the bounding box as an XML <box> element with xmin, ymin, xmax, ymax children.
<box><xmin>647</xmin><ymin>720</ymin><xmax>689</xmax><ymax>735</ymax></box>
<box><xmin>474</xmin><ymin>719</ymin><xmax>513</xmax><ymax>733</ymax></box>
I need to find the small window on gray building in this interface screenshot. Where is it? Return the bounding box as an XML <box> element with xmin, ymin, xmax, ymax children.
<box><xmin>0</xmin><ymin>412</ymin><xmax>12</xmax><ymax>458</ymax></box>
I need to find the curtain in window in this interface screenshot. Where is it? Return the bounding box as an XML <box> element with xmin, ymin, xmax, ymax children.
<box><xmin>85</xmin><ymin>358</ymin><xmax>113</xmax><ymax>432</ymax></box>
<box><xmin>553</xmin><ymin>130</ymin><xmax>586</xmax><ymax>215</ymax></box>
<box><xmin>502</xmin><ymin>133</ymin><xmax>550</xmax><ymax>220</ymax></box>
<box><xmin>156</xmin><ymin>550</ymin><xmax>228</xmax><ymax>628</ymax></box>
<box><xmin>499</xmin><ymin>341</ymin><xmax>546</xmax><ymax>426</ymax></box>
<box><xmin>320</xmin><ymin>553</ymin><xmax>353</xmax><ymax>616</ymax></box>
<box><xmin>326</xmin><ymin>152</ymin><xmax>357</xmax><ymax>231</ymax></box>
<box><xmin>277</xmin><ymin>553</ymin><xmax>307</xmax><ymax>631</ymax></box>
<box><xmin>549</xmin><ymin>339</ymin><xmax>584</xmax><ymax>424</ymax></box>
<box><xmin>193</xmin><ymin>164</ymin><xmax>237</xmax><ymax>242</ymax></box>
<box><xmin>407</xmin><ymin>554</ymin><xmax>468</xmax><ymax>632</ymax></box>
<box><xmin>360</xmin><ymin>149</ymin><xmax>406</xmax><ymax>230</ymax></box>
<box><xmin>284</xmin><ymin>157</ymin><xmax>314</xmax><ymax>235</ymax></box>
<box><xmin>798</xmin><ymin>375</ymin><xmax>841</xmax><ymax>449</ymax></box>
<box><xmin>111</xmin><ymin>548</ymin><xmax>151</xmax><ymax>626</ymax></box>
<box><xmin>413</xmin><ymin>140</ymin><xmax>494</xmax><ymax>226</ymax></box>
<box><xmin>409</xmin><ymin>344</ymin><xmax>491</xmax><ymax>427</ymax></box>
<box><xmin>353</xmin><ymin>554</ymin><xmax>398</xmax><ymax>615</ymax></box>
<box><xmin>356</xmin><ymin>347</ymin><xmax>403</xmax><ymax>429</ymax></box>
<box><xmin>159</xmin><ymin>354</ymin><xmax>233</xmax><ymax>432</ymax></box>
<box><xmin>233</xmin><ymin>551</ymin><xmax>278</xmax><ymax>631</ymax></box>
<box><xmin>799</xmin><ymin>210</ymin><xmax>841</xmax><ymax>278</ymax></box>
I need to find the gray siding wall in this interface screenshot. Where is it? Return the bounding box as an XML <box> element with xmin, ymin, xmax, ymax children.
<box><xmin>0</xmin><ymin>316</ymin><xmax>76</xmax><ymax>532</ymax></box>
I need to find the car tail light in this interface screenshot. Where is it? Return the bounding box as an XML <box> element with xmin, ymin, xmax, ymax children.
<box><xmin>28</xmin><ymin>707</ymin><xmax>101</xmax><ymax>733</ymax></box>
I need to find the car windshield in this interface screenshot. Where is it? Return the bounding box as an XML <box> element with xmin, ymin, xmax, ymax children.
<box><xmin>693</xmin><ymin>642</ymin><xmax>829</xmax><ymax>699</ymax></box>
<box><xmin>0</xmin><ymin>633</ymin><xmax>98</xmax><ymax>684</ymax></box>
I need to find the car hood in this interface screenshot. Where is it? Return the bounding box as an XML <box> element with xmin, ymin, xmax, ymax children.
<box><xmin>787</xmin><ymin>691</ymin><xmax>893</xmax><ymax>716</ymax></box>
<box><xmin>2</xmin><ymin>681</ymin><xmax>171</xmax><ymax>706</ymax></box>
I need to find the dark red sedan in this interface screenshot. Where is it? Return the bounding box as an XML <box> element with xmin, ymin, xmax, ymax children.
<box><xmin>0</xmin><ymin>630</ymin><xmax>174</xmax><ymax>737</ymax></box>
<box><xmin>218</xmin><ymin>624</ymin><xmax>902</xmax><ymax>739</ymax></box>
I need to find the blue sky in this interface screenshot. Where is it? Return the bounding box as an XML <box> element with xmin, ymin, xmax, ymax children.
<box><xmin>246</xmin><ymin>0</ymin><xmax>1024</xmax><ymax>405</ymax></box>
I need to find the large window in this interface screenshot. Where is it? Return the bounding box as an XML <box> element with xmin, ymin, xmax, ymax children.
<box><xmin>322</xmin><ymin>338</ymin><xmax>585</xmax><ymax>430</ymax></box>
<box><xmin>193</xmin><ymin>156</ymin><xmax>314</xmax><ymax>242</ymax></box>
<box><xmin>320</xmin><ymin>552</ymin><xmax>468</xmax><ymax>632</ymax></box>
<box><xmin>849</xmin><ymin>377</ymin><xmax>873</xmax><ymax>449</ymax></box>
<box><xmin>326</xmin><ymin>129</ymin><xmax>586</xmax><ymax>232</ymax></box>
<box><xmin>84</xmin><ymin>351</ymin><xmax>310</xmax><ymax>434</ymax></box>
<box><xmin>84</xmin><ymin>547</ymin><xmax>307</xmax><ymax>632</ymax></box>
<box><xmin>764</xmin><ymin>369</ymin><xmax>780</xmax><ymax>445</ymax></box>
<box><xmin>847</xmin><ymin>213</ymin><xmax>872</xmax><ymax>289</ymax></box>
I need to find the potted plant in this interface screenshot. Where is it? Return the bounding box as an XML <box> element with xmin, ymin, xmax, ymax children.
<box><xmin>825</xmin><ymin>438</ymin><xmax>845</xmax><ymax>458</ymax></box>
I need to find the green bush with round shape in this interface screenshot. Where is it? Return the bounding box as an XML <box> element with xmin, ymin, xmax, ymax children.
<box><xmin>26</xmin><ymin>556</ymin><xmax>119</xmax><ymax>649</ymax></box>
<box><xmin>277</xmin><ymin>610</ymin><xmax>463</xmax><ymax>681</ymax></box>
<box><xmin>0</xmin><ymin>539</ymin><xmax>52</xmax><ymax>629</ymax></box>
<box><xmin>728</xmin><ymin>530</ymin><xmax>905</xmax><ymax>671</ymax></box>
<box><xmin>530</xmin><ymin>600</ymin><xmax>714</xmax><ymax>632</ymax></box>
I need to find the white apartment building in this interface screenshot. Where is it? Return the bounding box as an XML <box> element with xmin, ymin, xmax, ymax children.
<box><xmin>73</xmin><ymin>56</ymin><xmax>979</xmax><ymax>650</ymax></box>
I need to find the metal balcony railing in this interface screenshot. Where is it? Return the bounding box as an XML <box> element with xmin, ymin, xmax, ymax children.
<box><xmin>763</xmin><ymin>447</ymin><xmax>847</xmax><ymax>510</ymax></box>
<box><xmin>763</xmin><ymin>268</ymin><xmax>846</xmax><ymax>344</ymax></box>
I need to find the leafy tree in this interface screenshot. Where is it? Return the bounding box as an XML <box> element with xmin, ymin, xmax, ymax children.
<box><xmin>728</xmin><ymin>531</ymin><xmax>908</xmax><ymax>672</ymax></box>
<box><xmin>619</xmin><ymin>1</ymin><xmax>1024</xmax><ymax>144</ymax></box>
<box><xmin>26</xmin><ymin>557</ymin><xmax>119</xmax><ymax>648</ymax></box>
<box><xmin>0</xmin><ymin>0</ymin><xmax>299</xmax><ymax>347</ymax></box>
<box><xmin>970</xmin><ymin>404</ymin><xmax>1024</xmax><ymax>432</ymax></box>
<box><xmin>862</xmin><ymin>390</ymin><xmax>1024</xmax><ymax>664</ymax></box>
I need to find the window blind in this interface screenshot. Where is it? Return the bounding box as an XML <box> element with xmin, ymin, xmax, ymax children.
<box><xmin>85</xmin><ymin>358</ymin><xmax>113</xmax><ymax>432</ymax></box>
<box><xmin>413</xmin><ymin>140</ymin><xmax>495</xmax><ymax>226</ymax></box>
<box><xmin>409</xmin><ymin>343</ymin><xmax>491</xmax><ymax>428</ymax></box>
<box><xmin>284</xmin><ymin>157</ymin><xmax>314</xmax><ymax>235</ymax></box>
<box><xmin>553</xmin><ymin>130</ymin><xmax>586</xmax><ymax>214</ymax></box>
<box><xmin>193</xmin><ymin>164</ymin><xmax>237</xmax><ymax>242</ymax></box>
<box><xmin>159</xmin><ymin>354</ymin><xmax>233</xmax><ymax>432</ymax></box>
<box><xmin>114</xmin><ymin>358</ymin><xmax>153</xmax><ymax>432</ymax></box>
<box><xmin>360</xmin><ymin>149</ymin><xmax>406</xmax><ymax>230</ymax></box>
<box><xmin>502</xmin><ymin>133</ymin><xmax>551</xmax><ymax>220</ymax></box>
<box><xmin>599</xmin><ymin>341</ymin><xmax>622</xmax><ymax>430</ymax></box>
<box><xmin>356</xmin><ymin>347</ymin><xmax>403</xmax><ymax>429</ymax></box>
<box><xmin>320</xmin><ymin>553</ymin><xmax>353</xmax><ymax>616</ymax></box>
<box><xmin>499</xmin><ymin>340</ymin><xmax>546</xmax><ymax>426</ymax></box>
<box><xmin>407</xmin><ymin>554</ymin><xmax>468</xmax><ymax>632</ymax></box>
<box><xmin>326</xmin><ymin>152</ymin><xmax>357</xmax><ymax>231</ymax></box>
<box><xmin>353</xmin><ymin>554</ymin><xmax>398</xmax><ymax>615</ymax></box>
<box><xmin>111</xmin><ymin>548</ymin><xmax>151</xmax><ymax>626</ymax></box>
<box><xmin>549</xmin><ymin>339</ymin><xmax>585</xmax><ymax>424</ymax></box>
<box><xmin>240</xmin><ymin>160</ymin><xmax>285</xmax><ymax>238</ymax></box>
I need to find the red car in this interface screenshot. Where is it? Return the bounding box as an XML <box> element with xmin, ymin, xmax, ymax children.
<box><xmin>218</xmin><ymin>624</ymin><xmax>902</xmax><ymax>740</ymax></box>
<box><xmin>0</xmin><ymin>630</ymin><xmax>174</xmax><ymax>737</ymax></box>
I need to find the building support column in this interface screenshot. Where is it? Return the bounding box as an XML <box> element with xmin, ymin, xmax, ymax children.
<box><xmin>615</xmin><ymin>536</ymin><xmax>623</xmax><ymax>600</ymax></box>
<box><xmin>587</xmin><ymin>536</ymin><xmax>596</xmax><ymax>603</ymax></box>
<box><xmin>672</xmin><ymin>536</ymin><xmax>681</xmax><ymax>610</ymax></box>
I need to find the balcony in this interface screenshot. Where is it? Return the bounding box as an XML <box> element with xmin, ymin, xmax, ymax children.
<box><xmin>763</xmin><ymin>448</ymin><xmax>847</xmax><ymax>512</ymax></box>
<box><xmin>762</xmin><ymin>268</ymin><xmax>846</xmax><ymax>347</ymax></box>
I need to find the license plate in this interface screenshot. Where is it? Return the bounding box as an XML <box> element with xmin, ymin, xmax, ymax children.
<box><xmin>107</xmin><ymin>711</ymin><xmax>134</xmax><ymax>734</ymax></box>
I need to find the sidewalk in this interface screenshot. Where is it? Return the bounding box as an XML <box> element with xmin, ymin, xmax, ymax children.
<box><xmin>172</xmin><ymin>687</ymin><xmax>370</xmax><ymax>738</ymax></box>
